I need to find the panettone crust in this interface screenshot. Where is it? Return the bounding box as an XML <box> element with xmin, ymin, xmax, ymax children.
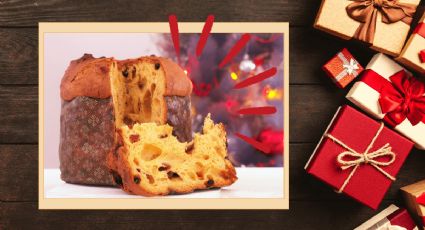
<box><xmin>60</xmin><ymin>54</ymin><xmax>192</xmax><ymax>101</ymax></box>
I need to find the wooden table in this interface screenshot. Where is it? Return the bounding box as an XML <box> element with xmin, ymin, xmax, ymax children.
<box><xmin>0</xmin><ymin>0</ymin><xmax>424</xmax><ymax>229</ymax></box>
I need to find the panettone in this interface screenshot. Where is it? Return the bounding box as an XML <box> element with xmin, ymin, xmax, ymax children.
<box><xmin>59</xmin><ymin>54</ymin><xmax>193</xmax><ymax>185</ymax></box>
<box><xmin>108</xmin><ymin>114</ymin><xmax>237</xmax><ymax>196</ymax></box>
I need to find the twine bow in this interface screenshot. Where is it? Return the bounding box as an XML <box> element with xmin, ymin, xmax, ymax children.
<box><xmin>346</xmin><ymin>0</ymin><xmax>416</xmax><ymax>44</ymax></box>
<box><xmin>325</xmin><ymin>123</ymin><xmax>396</xmax><ymax>193</ymax></box>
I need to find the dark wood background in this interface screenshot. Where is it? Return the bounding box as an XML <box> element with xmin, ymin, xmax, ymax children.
<box><xmin>1</xmin><ymin>0</ymin><xmax>424</xmax><ymax>229</ymax></box>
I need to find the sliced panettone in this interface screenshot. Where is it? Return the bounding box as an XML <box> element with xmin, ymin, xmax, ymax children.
<box><xmin>108</xmin><ymin>114</ymin><xmax>237</xmax><ymax>196</ymax></box>
<box><xmin>59</xmin><ymin>54</ymin><xmax>192</xmax><ymax>185</ymax></box>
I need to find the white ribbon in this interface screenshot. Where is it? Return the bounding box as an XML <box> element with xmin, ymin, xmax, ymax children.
<box><xmin>335</xmin><ymin>52</ymin><xmax>360</xmax><ymax>81</ymax></box>
<box><xmin>372</xmin><ymin>217</ymin><xmax>408</xmax><ymax>230</ymax></box>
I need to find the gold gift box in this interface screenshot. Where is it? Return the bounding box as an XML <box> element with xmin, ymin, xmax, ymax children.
<box><xmin>314</xmin><ymin>0</ymin><xmax>420</xmax><ymax>57</ymax></box>
<box><xmin>397</xmin><ymin>13</ymin><xmax>425</xmax><ymax>75</ymax></box>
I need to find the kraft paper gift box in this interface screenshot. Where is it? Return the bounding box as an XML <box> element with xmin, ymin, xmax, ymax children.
<box><xmin>346</xmin><ymin>53</ymin><xmax>425</xmax><ymax>149</ymax></box>
<box><xmin>355</xmin><ymin>205</ymin><xmax>419</xmax><ymax>230</ymax></box>
<box><xmin>398</xmin><ymin>13</ymin><xmax>425</xmax><ymax>75</ymax></box>
<box><xmin>314</xmin><ymin>0</ymin><xmax>420</xmax><ymax>57</ymax></box>
<box><xmin>401</xmin><ymin>179</ymin><xmax>425</xmax><ymax>226</ymax></box>
<box><xmin>305</xmin><ymin>105</ymin><xmax>414</xmax><ymax>209</ymax></box>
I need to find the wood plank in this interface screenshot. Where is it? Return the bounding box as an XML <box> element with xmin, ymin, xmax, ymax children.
<box><xmin>0</xmin><ymin>200</ymin><xmax>395</xmax><ymax>229</ymax></box>
<box><xmin>0</xmin><ymin>145</ymin><xmax>37</xmax><ymax>201</ymax></box>
<box><xmin>0</xmin><ymin>28</ymin><xmax>37</xmax><ymax>85</ymax></box>
<box><xmin>289</xmin><ymin>85</ymin><xmax>346</xmax><ymax>143</ymax></box>
<box><xmin>2</xmin><ymin>143</ymin><xmax>424</xmax><ymax>202</ymax></box>
<box><xmin>0</xmin><ymin>0</ymin><xmax>320</xmax><ymax>27</ymax></box>
<box><xmin>0</xmin><ymin>86</ymin><xmax>37</xmax><ymax>143</ymax></box>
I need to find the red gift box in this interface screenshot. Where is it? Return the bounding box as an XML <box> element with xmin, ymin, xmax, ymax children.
<box><xmin>355</xmin><ymin>205</ymin><xmax>418</xmax><ymax>230</ymax></box>
<box><xmin>305</xmin><ymin>105</ymin><xmax>414</xmax><ymax>209</ymax></box>
<box><xmin>322</xmin><ymin>48</ymin><xmax>364</xmax><ymax>88</ymax></box>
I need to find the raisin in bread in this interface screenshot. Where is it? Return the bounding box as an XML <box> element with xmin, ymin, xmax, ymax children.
<box><xmin>108</xmin><ymin>114</ymin><xmax>237</xmax><ymax>196</ymax></box>
<box><xmin>59</xmin><ymin>54</ymin><xmax>192</xmax><ymax>185</ymax></box>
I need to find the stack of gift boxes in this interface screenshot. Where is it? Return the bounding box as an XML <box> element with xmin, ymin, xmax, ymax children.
<box><xmin>307</xmin><ymin>0</ymin><xmax>425</xmax><ymax>229</ymax></box>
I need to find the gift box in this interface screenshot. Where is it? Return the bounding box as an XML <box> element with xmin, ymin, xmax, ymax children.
<box><xmin>398</xmin><ymin>13</ymin><xmax>425</xmax><ymax>75</ymax></box>
<box><xmin>355</xmin><ymin>204</ymin><xmax>419</xmax><ymax>230</ymax></box>
<box><xmin>322</xmin><ymin>48</ymin><xmax>364</xmax><ymax>88</ymax></box>
<box><xmin>401</xmin><ymin>179</ymin><xmax>425</xmax><ymax>226</ymax></box>
<box><xmin>346</xmin><ymin>53</ymin><xmax>425</xmax><ymax>149</ymax></box>
<box><xmin>314</xmin><ymin>0</ymin><xmax>420</xmax><ymax>56</ymax></box>
<box><xmin>305</xmin><ymin>105</ymin><xmax>414</xmax><ymax>209</ymax></box>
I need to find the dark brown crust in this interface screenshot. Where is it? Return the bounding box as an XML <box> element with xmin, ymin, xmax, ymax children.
<box><xmin>60</xmin><ymin>54</ymin><xmax>192</xmax><ymax>101</ymax></box>
<box><xmin>165</xmin><ymin>95</ymin><xmax>192</xmax><ymax>142</ymax></box>
<box><xmin>59</xmin><ymin>96</ymin><xmax>115</xmax><ymax>185</ymax></box>
<box><xmin>60</xmin><ymin>54</ymin><xmax>114</xmax><ymax>101</ymax></box>
<box><xmin>156</xmin><ymin>57</ymin><xmax>193</xmax><ymax>96</ymax></box>
<box><xmin>59</xmin><ymin>95</ymin><xmax>192</xmax><ymax>185</ymax></box>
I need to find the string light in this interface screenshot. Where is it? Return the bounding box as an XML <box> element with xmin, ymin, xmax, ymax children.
<box><xmin>183</xmin><ymin>70</ymin><xmax>188</xmax><ymax>75</ymax></box>
<box><xmin>230</xmin><ymin>72</ymin><xmax>238</xmax><ymax>80</ymax></box>
<box><xmin>263</xmin><ymin>85</ymin><xmax>283</xmax><ymax>100</ymax></box>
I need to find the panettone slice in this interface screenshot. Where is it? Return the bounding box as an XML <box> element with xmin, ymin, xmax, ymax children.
<box><xmin>108</xmin><ymin>114</ymin><xmax>237</xmax><ymax>196</ymax></box>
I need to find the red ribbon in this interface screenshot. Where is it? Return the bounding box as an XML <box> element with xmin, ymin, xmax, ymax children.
<box><xmin>414</xmin><ymin>22</ymin><xmax>425</xmax><ymax>38</ymax></box>
<box><xmin>361</xmin><ymin>69</ymin><xmax>425</xmax><ymax>127</ymax></box>
<box><xmin>418</xmin><ymin>192</ymin><xmax>425</xmax><ymax>205</ymax></box>
<box><xmin>420</xmin><ymin>50</ymin><xmax>425</xmax><ymax>63</ymax></box>
<box><xmin>417</xmin><ymin>192</ymin><xmax>425</xmax><ymax>225</ymax></box>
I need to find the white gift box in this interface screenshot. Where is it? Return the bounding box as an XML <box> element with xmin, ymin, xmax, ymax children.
<box><xmin>354</xmin><ymin>205</ymin><xmax>419</xmax><ymax>230</ymax></box>
<box><xmin>346</xmin><ymin>53</ymin><xmax>425</xmax><ymax>149</ymax></box>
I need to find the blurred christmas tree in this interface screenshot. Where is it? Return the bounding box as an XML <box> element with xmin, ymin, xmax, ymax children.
<box><xmin>156</xmin><ymin>33</ymin><xmax>284</xmax><ymax>167</ymax></box>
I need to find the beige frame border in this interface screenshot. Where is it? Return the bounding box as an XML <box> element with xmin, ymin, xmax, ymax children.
<box><xmin>38</xmin><ymin>22</ymin><xmax>289</xmax><ymax>209</ymax></box>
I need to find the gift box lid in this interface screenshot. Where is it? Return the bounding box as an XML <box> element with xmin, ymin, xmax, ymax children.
<box><xmin>306</xmin><ymin>105</ymin><xmax>414</xmax><ymax>209</ymax></box>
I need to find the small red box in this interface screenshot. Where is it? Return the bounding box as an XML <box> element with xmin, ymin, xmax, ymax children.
<box><xmin>322</xmin><ymin>48</ymin><xmax>363</xmax><ymax>88</ymax></box>
<box><xmin>305</xmin><ymin>105</ymin><xmax>414</xmax><ymax>209</ymax></box>
<box><xmin>355</xmin><ymin>205</ymin><xmax>418</xmax><ymax>230</ymax></box>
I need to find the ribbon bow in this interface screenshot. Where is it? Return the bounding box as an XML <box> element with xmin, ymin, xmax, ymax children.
<box><xmin>379</xmin><ymin>70</ymin><xmax>425</xmax><ymax>127</ymax></box>
<box><xmin>346</xmin><ymin>0</ymin><xmax>416</xmax><ymax>43</ymax></box>
<box><xmin>326</xmin><ymin>123</ymin><xmax>396</xmax><ymax>193</ymax></box>
<box><xmin>343</xmin><ymin>59</ymin><xmax>360</xmax><ymax>75</ymax></box>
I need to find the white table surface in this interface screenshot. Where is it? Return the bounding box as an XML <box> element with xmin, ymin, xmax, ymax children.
<box><xmin>44</xmin><ymin>167</ymin><xmax>284</xmax><ymax>198</ymax></box>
